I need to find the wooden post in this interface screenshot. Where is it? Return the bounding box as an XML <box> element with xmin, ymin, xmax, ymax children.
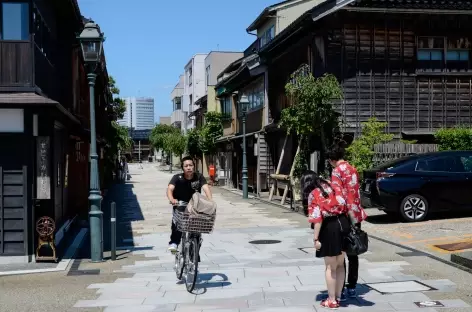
<box><xmin>281</xmin><ymin>139</ymin><xmax>301</xmax><ymax>205</ymax></box>
<box><xmin>268</xmin><ymin>135</ymin><xmax>288</xmax><ymax>201</ymax></box>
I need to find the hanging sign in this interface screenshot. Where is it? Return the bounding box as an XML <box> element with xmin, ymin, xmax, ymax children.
<box><xmin>36</xmin><ymin>136</ymin><xmax>51</xmax><ymax>199</ymax></box>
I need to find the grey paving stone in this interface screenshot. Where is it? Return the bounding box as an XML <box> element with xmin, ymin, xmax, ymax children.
<box><xmin>103</xmin><ymin>305</ymin><xmax>160</xmax><ymax>312</ymax></box>
<box><xmin>366</xmin><ymin>281</ymin><xmax>432</xmax><ymax>293</ymax></box>
<box><xmin>439</xmin><ymin>299</ymin><xmax>471</xmax><ymax>308</ymax></box>
<box><xmin>74</xmin><ymin>299</ymin><xmax>144</xmax><ymax>307</ymax></box>
<box><xmin>241</xmin><ymin>306</ymin><xmax>317</xmax><ymax>312</ymax></box>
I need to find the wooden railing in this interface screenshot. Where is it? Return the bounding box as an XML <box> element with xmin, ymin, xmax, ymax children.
<box><xmin>0</xmin><ymin>41</ymin><xmax>33</xmax><ymax>87</ymax></box>
<box><xmin>244</xmin><ymin>38</ymin><xmax>261</xmax><ymax>57</ymax></box>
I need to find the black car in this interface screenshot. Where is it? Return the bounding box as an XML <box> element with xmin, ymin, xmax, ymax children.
<box><xmin>361</xmin><ymin>150</ymin><xmax>472</xmax><ymax>222</ymax></box>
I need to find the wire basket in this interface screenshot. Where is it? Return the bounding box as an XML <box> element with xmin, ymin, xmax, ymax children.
<box><xmin>173</xmin><ymin>210</ymin><xmax>216</xmax><ymax>234</ymax></box>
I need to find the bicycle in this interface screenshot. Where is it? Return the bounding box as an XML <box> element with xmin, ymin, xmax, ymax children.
<box><xmin>171</xmin><ymin>200</ymin><xmax>216</xmax><ymax>293</ymax></box>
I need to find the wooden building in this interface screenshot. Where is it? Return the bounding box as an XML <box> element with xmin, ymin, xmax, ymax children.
<box><xmin>0</xmin><ymin>0</ymin><xmax>111</xmax><ymax>263</ymax></box>
<box><xmin>253</xmin><ymin>0</ymin><xmax>472</xmax><ymax>180</ymax></box>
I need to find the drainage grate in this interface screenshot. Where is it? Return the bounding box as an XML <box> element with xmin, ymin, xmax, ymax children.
<box><xmin>249</xmin><ymin>240</ymin><xmax>281</xmax><ymax>245</ymax></box>
<box><xmin>434</xmin><ymin>240</ymin><xmax>472</xmax><ymax>252</ymax></box>
<box><xmin>414</xmin><ymin>301</ymin><xmax>445</xmax><ymax>308</ymax></box>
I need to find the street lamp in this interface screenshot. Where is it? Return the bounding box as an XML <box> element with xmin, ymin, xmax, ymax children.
<box><xmin>240</xmin><ymin>94</ymin><xmax>249</xmax><ymax>199</ymax></box>
<box><xmin>77</xmin><ymin>21</ymin><xmax>105</xmax><ymax>262</ymax></box>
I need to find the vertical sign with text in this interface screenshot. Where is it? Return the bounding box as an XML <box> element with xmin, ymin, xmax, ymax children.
<box><xmin>36</xmin><ymin>136</ymin><xmax>51</xmax><ymax>199</ymax></box>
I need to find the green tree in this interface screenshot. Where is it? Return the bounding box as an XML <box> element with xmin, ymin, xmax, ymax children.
<box><xmin>150</xmin><ymin>124</ymin><xmax>187</xmax><ymax>171</ymax></box>
<box><xmin>107</xmin><ymin>76</ymin><xmax>126</xmax><ymax>120</ymax></box>
<box><xmin>280</xmin><ymin>65</ymin><xmax>343</xmax><ymax>178</ymax></box>
<box><xmin>186</xmin><ymin>128</ymin><xmax>202</xmax><ymax>160</ymax></box>
<box><xmin>346</xmin><ymin>117</ymin><xmax>394</xmax><ymax>174</ymax></box>
<box><xmin>199</xmin><ymin>111</ymin><xmax>223</xmax><ymax>156</ymax></box>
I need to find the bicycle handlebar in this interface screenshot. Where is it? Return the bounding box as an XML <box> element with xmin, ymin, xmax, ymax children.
<box><xmin>171</xmin><ymin>200</ymin><xmax>188</xmax><ymax>206</ymax></box>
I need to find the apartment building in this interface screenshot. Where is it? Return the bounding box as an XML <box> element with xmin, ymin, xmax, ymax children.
<box><xmin>183</xmin><ymin>54</ymin><xmax>208</xmax><ymax>131</ymax></box>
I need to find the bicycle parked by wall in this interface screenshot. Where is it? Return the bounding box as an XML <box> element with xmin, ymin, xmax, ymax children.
<box><xmin>172</xmin><ymin>200</ymin><xmax>216</xmax><ymax>292</ymax></box>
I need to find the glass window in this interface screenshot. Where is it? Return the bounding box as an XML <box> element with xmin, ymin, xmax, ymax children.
<box><xmin>460</xmin><ymin>155</ymin><xmax>472</xmax><ymax>173</ymax></box>
<box><xmin>416</xmin><ymin>156</ymin><xmax>456</xmax><ymax>172</ymax></box>
<box><xmin>2</xmin><ymin>3</ymin><xmax>29</xmax><ymax>40</ymax></box>
<box><xmin>446</xmin><ymin>50</ymin><xmax>469</xmax><ymax>61</ymax></box>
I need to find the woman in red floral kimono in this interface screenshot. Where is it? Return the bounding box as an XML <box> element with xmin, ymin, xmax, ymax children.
<box><xmin>308</xmin><ymin>174</ymin><xmax>350</xmax><ymax>309</ymax></box>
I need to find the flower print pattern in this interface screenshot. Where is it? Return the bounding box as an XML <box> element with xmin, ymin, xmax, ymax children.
<box><xmin>331</xmin><ymin>161</ymin><xmax>367</xmax><ymax>223</ymax></box>
<box><xmin>308</xmin><ymin>181</ymin><xmax>347</xmax><ymax>224</ymax></box>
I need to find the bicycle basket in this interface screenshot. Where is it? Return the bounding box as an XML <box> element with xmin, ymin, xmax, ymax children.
<box><xmin>173</xmin><ymin>210</ymin><xmax>216</xmax><ymax>234</ymax></box>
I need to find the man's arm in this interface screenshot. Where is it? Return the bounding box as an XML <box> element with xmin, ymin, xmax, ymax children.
<box><xmin>167</xmin><ymin>184</ymin><xmax>176</xmax><ymax>204</ymax></box>
<box><xmin>167</xmin><ymin>175</ymin><xmax>178</xmax><ymax>204</ymax></box>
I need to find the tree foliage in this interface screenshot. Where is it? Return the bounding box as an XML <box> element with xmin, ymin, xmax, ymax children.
<box><xmin>279</xmin><ymin>65</ymin><xmax>343</xmax><ymax>178</ymax></box>
<box><xmin>199</xmin><ymin>111</ymin><xmax>223</xmax><ymax>155</ymax></box>
<box><xmin>280</xmin><ymin>68</ymin><xmax>343</xmax><ymax>137</ymax></box>
<box><xmin>107</xmin><ymin>76</ymin><xmax>126</xmax><ymax>120</ymax></box>
<box><xmin>434</xmin><ymin>127</ymin><xmax>472</xmax><ymax>151</ymax></box>
<box><xmin>186</xmin><ymin>128</ymin><xmax>202</xmax><ymax>159</ymax></box>
<box><xmin>150</xmin><ymin>124</ymin><xmax>187</xmax><ymax>157</ymax></box>
<box><xmin>346</xmin><ymin>117</ymin><xmax>394</xmax><ymax>174</ymax></box>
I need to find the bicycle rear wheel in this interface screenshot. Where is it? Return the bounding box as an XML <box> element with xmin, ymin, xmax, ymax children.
<box><xmin>174</xmin><ymin>238</ymin><xmax>186</xmax><ymax>280</ymax></box>
<box><xmin>184</xmin><ymin>236</ymin><xmax>199</xmax><ymax>293</ymax></box>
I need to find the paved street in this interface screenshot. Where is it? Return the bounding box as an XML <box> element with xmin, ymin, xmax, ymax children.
<box><xmin>67</xmin><ymin>163</ymin><xmax>472</xmax><ymax>312</ymax></box>
<box><xmin>361</xmin><ymin>210</ymin><xmax>472</xmax><ymax>261</ymax></box>
<box><xmin>2</xmin><ymin>163</ymin><xmax>472</xmax><ymax>312</ymax></box>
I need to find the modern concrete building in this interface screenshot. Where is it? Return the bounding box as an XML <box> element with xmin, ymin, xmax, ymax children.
<box><xmin>170</xmin><ymin>75</ymin><xmax>185</xmax><ymax>130</ymax></box>
<box><xmin>191</xmin><ymin>51</ymin><xmax>244</xmax><ymax>177</ymax></box>
<box><xmin>183</xmin><ymin>54</ymin><xmax>208</xmax><ymax>131</ymax></box>
<box><xmin>118</xmin><ymin>97</ymin><xmax>155</xmax><ymax>130</ymax></box>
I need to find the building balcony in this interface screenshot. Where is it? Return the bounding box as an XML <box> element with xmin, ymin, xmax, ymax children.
<box><xmin>244</xmin><ymin>38</ymin><xmax>261</xmax><ymax>57</ymax></box>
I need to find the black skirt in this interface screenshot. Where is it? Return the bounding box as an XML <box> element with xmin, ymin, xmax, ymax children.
<box><xmin>316</xmin><ymin>214</ymin><xmax>350</xmax><ymax>258</ymax></box>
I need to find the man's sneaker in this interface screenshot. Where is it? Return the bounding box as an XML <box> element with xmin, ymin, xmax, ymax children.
<box><xmin>337</xmin><ymin>289</ymin><xmax>347</xmax><ymax>302</ymax></box>
<box><xmin>347</xmin><ymin>288</ymin><xmax>357</xmax><ymax>298</ymax></box>
<box><xmin>320</xmin><ymin>298</ymin><xmax>339</xmax><ymax>310</ymax></box>
<box><xmin>168</xmin><ymin>243</ymin><xmax>178</xmax><ymax>253</ymax></box>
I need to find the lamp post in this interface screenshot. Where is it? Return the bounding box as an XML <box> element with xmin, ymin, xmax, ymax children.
<box><xmin>239</xmin><ymin>94</ymin><xmax>249</xmax><ymax>199</ymax></box>
<box><xmin>77</xmin><ymin>21</ymin><xmax>105</xmax><ymax>262</ymax></box>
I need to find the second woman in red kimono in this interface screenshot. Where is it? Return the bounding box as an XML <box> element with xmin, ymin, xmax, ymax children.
<box><xmin>308</xmin><ymin>175</ymin><xmax>350</xmax><ymax>309</ymax></box>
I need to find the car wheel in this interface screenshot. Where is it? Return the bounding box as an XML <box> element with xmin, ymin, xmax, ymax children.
<box><xmin>399</xmin><ymin>194</ymin><xmax>429</xmax><ymax>222</ymax></box>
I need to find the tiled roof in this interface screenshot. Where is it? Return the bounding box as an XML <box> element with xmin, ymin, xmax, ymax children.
<box><xmin>348</xmin><ymin>0</ymin><xmax>472</xmax><ymax>10</ymax></box>
<box><xmin>0</xmin><ymin>93</ymin><xmax>59</xmax><ymax>104</ymax></box>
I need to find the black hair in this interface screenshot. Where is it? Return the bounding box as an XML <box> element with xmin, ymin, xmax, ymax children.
<box><xmin>300</xmin><ymin>170</ymin><xmax>330</xmax><ymax>203</ymax></box>
<box><xmin>326</xmin><ymin>140</ymin><xmax>347</xmax><ymax>162</ymax></box>
<box><xmin>180</xmin><ymin>156</ymin><xmax>195</xmax><ymax>169</ymax></box>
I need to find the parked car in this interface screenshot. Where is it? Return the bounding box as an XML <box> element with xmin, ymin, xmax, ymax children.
<box><xmin>361</xmin><ymin>150</ymin><xmax>472</xmax><ymax>222</ymax></box>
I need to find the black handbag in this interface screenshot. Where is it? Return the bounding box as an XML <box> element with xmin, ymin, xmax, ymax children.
<box><xmin>344</xmin><ymin>224</ymin><xmax>369</xmax><ymax>256</ymax></box>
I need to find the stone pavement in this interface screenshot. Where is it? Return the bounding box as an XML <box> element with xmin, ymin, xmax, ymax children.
<box><xmin>72</xmin><ymin>163</ymin><xmax>472</xmax><ymax>312</ymax></box>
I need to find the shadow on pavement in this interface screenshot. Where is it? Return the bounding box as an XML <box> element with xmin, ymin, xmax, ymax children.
<box><xmin>75</xmin><ymin>179</ymin><xmax>145</xmax><ymax>260</ymax></box>
<box><xmin>193</xmin><ymin>273</ymin><xmax>232</xmax><ymax>294</ymax></box>
<box><xmin>315</xmin><ymin>284</ymin><xmax>374</xmax><ymax>307</ymax></box>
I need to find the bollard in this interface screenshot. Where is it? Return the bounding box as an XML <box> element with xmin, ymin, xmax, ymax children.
<box><xmin>111</xmin><ymin>202</ymin><xmax>116</xmax><ymax>261</ymax></box>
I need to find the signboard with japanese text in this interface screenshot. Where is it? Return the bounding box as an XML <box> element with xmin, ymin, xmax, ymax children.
<box><xmin>36</xmin><ymin>136</ymin><xmax>51</xmax><ymax>199</ymax></box>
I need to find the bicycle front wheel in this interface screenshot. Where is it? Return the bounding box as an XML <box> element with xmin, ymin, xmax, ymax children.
<box><xmin>174</xmin><ymin>240</ymin><xmax>185</xmax><ymax>280</ymax></box>
<box><xmin>184</xmin><ymin>236</ymin><xmax>199</xmax><ymax>293</ymax></box>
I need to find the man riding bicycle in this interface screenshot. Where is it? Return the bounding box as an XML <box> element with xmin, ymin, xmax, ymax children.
<box><xmin>167</xmin><ymin>156</ymin><xmax>213</xmax><ymax>253</ymax></box>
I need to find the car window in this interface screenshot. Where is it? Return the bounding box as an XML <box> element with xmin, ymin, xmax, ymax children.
<box><xmin>416</xmin><ymin>156</ymin><xmax>459</xmax><ymax>172</ymax></box>
<box><xmin>460</xmin><ymin>155</ymin><xmax>472</xmax><ymax>173</ymax></box>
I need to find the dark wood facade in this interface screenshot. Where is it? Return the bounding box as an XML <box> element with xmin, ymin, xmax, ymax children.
<box><xmin>320</xmin><ymin>10</ymin><xmax>472</xmax><ymax>137</ymax></box>
<box><xmin>0</xmin><ymin>0</ymin><xmax>111</xmax><ymax>261</ymax></box>
<box><xmin>262</xmin><ymin>1</ymin><xmax>472</xmax><ymax>143</ymax></box>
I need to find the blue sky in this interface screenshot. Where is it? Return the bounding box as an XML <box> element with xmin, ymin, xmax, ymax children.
<box><xmin>77</xmin><ymin>0</ymin><xmax>276</xmax><ymax>123</ymax></box>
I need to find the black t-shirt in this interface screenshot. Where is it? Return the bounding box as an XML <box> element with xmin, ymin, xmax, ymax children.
<box><xmin>169</xmin><ymin>173</ymin><xmax>207</xmax><ymax>203</ymax></box>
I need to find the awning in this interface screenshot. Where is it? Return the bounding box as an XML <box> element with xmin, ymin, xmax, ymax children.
<box><xmin>216</xmin><ymin>130</ymin><xmax>264</xmax><ymax>143</ymax></box>
<box><xmin>0</xmin><ymin>92</ymin><xmax>80</xmax><ymax>124</ymax></box>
